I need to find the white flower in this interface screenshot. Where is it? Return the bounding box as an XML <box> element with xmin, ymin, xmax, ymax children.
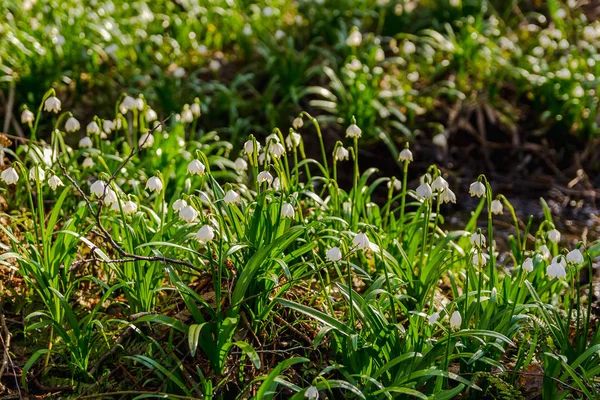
<box><xmin>187</xmin><ymin>159</ymin><xmax>206</xmax><ymax>176</ymax></box>
<box><xmin>450</xmin><ymin>311</ymin><xmax>462</xmax><ymax>328</ymax></box>
<box><xmin>47</xmin><ymin>175</ymin><xmax>64</xmax><ymax>191</ymax></box>
<box><xmin>552</xmin><ymin>255</ymin><xmax>567</xmax><ymax>268</ymax></box>
<box><xmin>196</xmin><ymin>225</ymin><xmax>215</xmax><ymax>244</ymax></box>
<box><xmin>79</xmin><ymin>137</ymin><xmax>93</xmax><ymax>148</ymax></box>
<box><xmin>275</xmin><ymin>29</ymin><xmax>285</xmax><ymax>40</ymax></box>
<box><xmin>522</xmin><ymin>257</ymin><xmax>534</xmax><ymax>272</ymax></box>
<box><xmin>257</xmin><ymin>171</ymin><xmax>273</xmax><ymax>185</ymax></box>
<box><xmin>1</xmin><ymin>167</ymin><xmax>19</xmax><ymax>185</ymax></box>
<box><xmin>491</xmin><ymin>199</ymin><xmax>503</xmax><ymax>215</ymax></box>
<box><xmin>352</xmin><ymin>232</ymin><xmax>370</xmax><ymax>250</ymax></box>
<box><xmin>566</xmin><ymin>249</ymin><xmax>584</xmax><ymax>264</ymax></box>
<box><xmin>286</xmin><ymin>132</ymin><xmax>301</xmax><ymax>149</ymax></box>
<box><xmin>138</xmin><ymin>133</ymin><xmax>154</xmax><ymax>148</ymax></box>
<box><xmin>123</xmin><ymin>201</ymin><xmax>138</xmax><ymax>214</ymax></box>
<box><xmin>270</xmin><ymin>142</ymin><xmax>286</xmax><ymax>158</ymax></box>
<box><xmin>234</xmin><ymin>158</ymin><xmax>248</xmax><ymax>172</ymax></box>
<box><xmin>403</xmin><ymin>41</ymin><xmax>416</xmax><ymax>55</ymax></box>
<box><xmin>292</xmin><ymin>117</ymin><xmax>303</xmax><ymax>130</ymax></box>
<box><xmin>190</xmin><ymin>103</ymin><xmax>201</xmax><ymax>117</ymax></box>
<box><xmin>547</xmin><ymin>262</ymin><xmax>566</xmax><ymax>279</ymax></box>
<box><xmin>345</xmin><ymin>123</ymin><xmax>362</xmax><ymax>139</ymax></box>
<box><xmin>334</xmin><ymin>146</ymin><xmax>349</xmax><ymax>161</ymax></box>
<box><xmin>416</xmin><ymin>183</ymin><xmax>433</xmax><ymax>199</ymax></box>
<box><xmin>44</xmin><ymin>96</ymin><xmax>61</xmax><ymax>113</ymax></box>
<box><xmin>573</xmin><ymin>86</ymin><xmax>585</xmax><ymax>98</ymax></box>
<box><xmin>244</xmin><ymin>140</ymin><xmax>260</xmax><ymax>155</ymax></box>
<box><xmin>538</xmin><ymin>245</ymin><xmax>551</xmax><ymax>260</ymax></box>
<box><xmin>179</xmin><ymin>205</ymin><xmax>198</xmax><ymax>223</ymax></box>
<box><xmin>104</xmin><ymin>189</ymin><xmax>118</xmax><ymax>205</ymax></box>
<box><xmin>346</xmin><ymin>29</ymin><xmax>362</xmax><ymax>47</ymax></box>
<box><xmin>470</xmin><ymin>233</ymin><xmax>486</xmax><ymax>247</ymax></box>
<box><xmin>181</xmin><ymin>105</ymin><xmax>194</xmax><ymax>123</ymax></box>
<box><xmin>398</xmin><ymin>148</ymin><xmax>413</xmax><ymax>162</ymax></box>
<box><xmin>388</xmin><ymin>179</ymin><xmax>402</xmax><ymax>191</ymax></box>
<box><xmin>431</xmin><ymin>176</ymin><xmax>448</xmax><ymax>191</ymax></box>
<box><xmin>103</xmin><ymin>120</ymin><xmax>115</xmax><ymax>133</ymax></box>
<box><xmin>83</xmin><ymin>157</ymin><xmax>95</xmax><ymax>168</ymax></box>
<box><xmin>224</xmin><ymin>190</ymin><xmax>241</xmax><ymax>204</ymax></box>
<box><xmin>375</xmin><ymin>47</ymin><xmax>385</xmax><ymax>62</ymax></box>
<box><xmin>209</xmin><ymin>60</ymin><xmax>221</xmax><ymax>72</ymax></box>
<box><xmin>65</xmin><ymin>117</ymin><xmax>80</xmax><ymax>132</ymax></box>
<box><xmin>325</xmin><ymin>247</ymin><xmax>343</xmax><ymax>262</ymax></box>
<box><xmin>432</xmin><ymin>134</ymin><xmax>447</xmax><ymax>147</ymax></box>
<box><xmin>21</xmin><ymin>109</ymin><xmax>34</xmax><ymax>124</ymax></box>
<box><xmin>135</xmin><ymin>98</ymin><xmax>144</xmax><ymax>111</ymax></box>
<box><xmin>305</xmin><ymin>385</ymin><xmax>319</xmax><ymax>399</ymax></box>
<box><xmin>86</xmin><ymin>121</ymin><xmax>100</xmax><ymax>135</ymax></box>
<box><xmin>243</xmin><ymin>24</ymin><xmax>253</xmax><ymax>36</ymax></box>
<box><xmin>120</xmin><ymin>96</ymin><xmax>136</xmax><ymax>112</ymax></box>
<box><xmin>428</xmin><ymin>312</ymin><xmax>440</xmax><ymax>325</ymax></box>
<box><xmin>146</xmin><ymin>176</ymin><xmax>163</xmax><ymax>192</ymax></box>
<box><xmin>90</xmin><ymin>180</ymin><xmax>106</xmax><ymax>196</ymax></box>
<box><xmin>266</xmin><ymin>133</ymin><xmax>280</xmax><ymax>143</ymax></box>
<box><xmin>146</xmin><ymin>108</ymin><xmax>158</xmax><ymax>122</ymax></box>
<box><xmin>173</xmin><ymin>199</ymin><xmax>187</xmax><ymax>211</ymax></box>
<box><xmin>281</xmin><ymin>203</ymin><xmax>295</xmax><ymax>218</ymax></box>
<box><xmin>173</xmin><ymin>67</ymin><xmax>185</xmax><ymax>78</ymax></box>
<box><xmin>29</xmin><ymin>166</ymin><xmax>45</xmax><ymax>182</ymax></box>
<box><xmin>472</xmin><ymin>252</ymin><xmax>488</xmax><ymax>267</ymax></box>
<box><xmin>548</xmin><ymin>229</ymin><xmax>561</xmax><ymax>243</ymax></box>
<box><xmin>469</xmin><ymin>181</ymin><xmax>486</xmax><ymax>198</ymax></box>
<box><xmin>440</xmin><ymin>188</ymin><xmax>456</xmax><ymax>204</ymax></box>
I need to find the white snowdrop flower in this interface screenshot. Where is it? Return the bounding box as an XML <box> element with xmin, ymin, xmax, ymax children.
<box><xmin>134</xmin><ymin>98</ymin><xmax>144</xmax><ymax>111</ymax></box>
<box><xmin>491</xmin><ymin>287</ymin><xmax>497</xmax><ymax>298</ymax></box>
<box><xmin>449</xmin><ymin>0</ymin><xmax>460</xmax><ymax>7</ymax></box>
<box><xmin>173</xmin><ymin>199</ymin><xmax>187</xmax><ymax>212</ymax></box>
<box><xmin>491</xmin><ymin>199</ymin><xmax>503</xmax><ymax>215</ymax></box>
<box><xmin>146</xmin><ymin>176</ymin><xmax>163</xmax><ymax>192</ymax></box>
<box><xmin>556</xmin><ymin>8</ymin><xmax>566</xmax><ymax>19</ymax></box>
<box><xmin>270</xmin><ymin>142</ymin><xmax>286</xmax><ymax>158</ymax></box>
<box><xmin>346</xmin><ymin>123</ymin><xmax>362</xmax><ymax>139</ymax></box>
<box><xmin>257</xmin><ymin>171</ymin><xmax>273</xmax><ymax>185</ymax></box>
<box><xmin>583</xmin><ymin>26</ymin><xmax>596</xmax><ymax>41</ymax></box>
<box><xmin>21</xmin><ymin>109</ymin><xmax>34</xmax><ymax>124</ymax></box>
<box><xmin>551</xmin><ymin>255</ymin><xmax>567</xmax><ymax>268</ymax></box>
<box><xmin>104</xmin><ymin>189</ymin><xmax>118</xmax><ymax>205</ymax></box>
<box><xmin>334</xmin><ymin>146</ymin><xmax>350</xmax><ymax>161</ymax></box>
<box><xmin>44</xmin><ymin>96</ymin><xmax>61</xmax><ymax>113</ymax></box>
<box><xmin>285</xmin><ymin>132</ymin><xmax>301</xmax><ymax>149</ymax></box>
<box><xmin>209</xmin><ymin>60</ymin><xmax>221</xmax><ymax>72</ymax></box>
<box><xmin>243</xmin><ymin>25</ymin><xmax>253</xmax><ymax>36</ymax></box>
<box><xmin>450</xmin><ymin>311</ymin><xmax>462</xmax><ymax>328</ymax></box>
<box><xmin>103</xmin><ymin>120</ymin><xmax>115</xmax><ymax>133</ymax></box>
<box><xmin>292</xmin><ymin>117</ymin><xmax>303</xmax><ymax>130</ymax></box>
<box><xmin>352</xmin><ymin>232</ymin><xmax>370</xmax><ymax>250</ymax></box>
<box><xmin>47</xmin><ymin>175</ymin><xmax>64</xmax><ymax>191</ymax></box>
<box><xmin>431</xmin><ymin>176</ymin><xmax>448</xmax><ymax>191</ymax></box>
<box><xmin>375</xmin><ymin>47</ymin><xmax>385</xmax><ymax>62</ymax></box>
<box><xmin>305</xmin><ymin>386</ymin><xmax>319</xmax><ymax>399</ymax></box>
<box><xmin>398</xmin><ymin>148</ymin><xmax>413</xmax><ymax>162</ymax></box>
<box><xmin>266</xmin><ymin>133</ymin><xmax>280</xmax><ymax>143</ymax></box>
<box><xmin>86</xmin><ymin>121</ymin><xmax>100</xmax><ymax>135</ymax></box>
<box><xmin>138</xmin><ymin>133</ymin><xmax>154</xmax><ymax>148</ymax></box>
<box><xmin>281</xmin><ymin>203</ymin><xmax>295</xmax><ymax>218</ymax></box>
<box><xmin>79</xmin><ymin>136</ymin><xmax>93</xmax><ymax>148</ymax></box>
<box><xmin>547</xmin><ymin>262</ymin><xmax>566</xmax><ymax>279</ymax></box>
<box><xmin>196</xmin><ymin>225</ymin><xmax>215</xmax><ymax>244</ymax></box>
<box><xmin>65</xmin><ymin>117</ymin><xmax>80</xmax><ymax>132</ymax></box>
<box><xmin>258</xmin><ymin>152</ymin><xmax>268</xmax><ymax>164</ymax></box>
<box><xmin>440</xmin><ymin>188</ymin><xmax>456</xmax><ymax>204</ymax></box>
<box><xmin>269</xmin><ymin>177</ymin><xmax>280</xmax><ymax>191</ymax></box>
<box><xmin>90</xmin><ymin>180</ymin><xmax>106</xmax><ymax>196</ymax></box>
<box><xmin>566</xmin><ymin>249</ymin><xmax>584</xmax><ymax>264</ymax></box>
<box><xmin>470</xmin><ymin>233</ymin><xmax>486</xmax><ymax>248</ymax></box>
<box><xmin>522</xmin><ymin>257</ymin><xmax>534</xmax><ymax>272</ymax></box>
<box><xmin>123</xmin><ymin>201</ymin><xmax>138</xmax><ymax>215</ymax></box>
<box><xmin>146</xmin><ymin>108</ymin><xmax>158</xmax><ymax>122</ymax></box>
<box><xmin>83</xmin><ymin>157</ymin><xmax>95</xmax><ymax>168</ymax></box>
<box><xmin>187</xmin><ymin>159</ymin><xmax>205</xmax><ymax>176</ymax></box>
<box><xmin>469</xmin><ymin>181</ymin><xmax>486</xmax><ymax>198</ymax></box>
<box><xmin>416</xmin><ymin>183</ymin><xmax>433</xmax><ymax>199</ymax></box>
<box><xmin>1</xmin><ymin>167</ymin><xmax>19</xmax><ymax>185</ymax></box>
<box><xmin>173</xmin><ymin>67</ymin><xmax>185</xmax><ymax>78</ymax></box>
<box><xmin>346</xmin><ymin>28</ymin><xmax>362</xmax><ymax>47</ymax></box>
<box><xmin>190</xmin><ymin>103</ymin><xmax>201</xmax><ymax>117</ymax></box>
<box><xmin>538</xmin><ymin>245</ymin><xmax>551</xmax><ymax>260</ymax></box>
<box><xmin>234</xmin><ymin>158</ymin><xmax>248</xmax><ymax>172</ymax></box>
<box><xmin>403</xmin><ymin>41</ymin><xmax>416</xmax><ymax>55</ymax></box>
<box><xmin>388</xmin><ymin>179</ymin><xmax>402</xmax><ymax>191</ymax></box>
<box><xmin>275</xmin><ymin>29</ymin><xmax>286</xmax><ymax>40</ymax></box>
<box><xmin>244</xmin><ymin>140</ymin><xmax>260</xmax><ymax>155</ymax></box>
<box><xmin>432</xmin><ymin>134</ymin><xmax>447</xmax><ymax>147</ymax></box>
<box><xmin>548</xmin><ymin>229</ymin><xmax>561</xmax><ymax>243</ymax></box>
<box><xmin>263</xmin><ymin>6</ymin><xmax>273</xmax><ymax>16</ymax></box>
<box><xmin>181</xmin><ymin>106</ymin><xmax>194</xmax><ymax>123</ymax></box>
<box><xmin>572</xmin><ymin>85</ymin><xmax>585</xmax><ymax>98</ymax></box>
<box><xmin>472</xmin><ymin>251</ymin><xmax>488</xmax><ymax>267</ymax></box>
<box><xmin>428</xmin><ymin>312</ymin><xmax>440</xmax><ymax>325</ymax></box>
<box><xmin>122</xmin><ymin>96</ymin><xmax>136</xmax><ymax>112</ymax></box>
<box><xmin>179</xmin><ymin>205</ymin><xmax>198</xmax><ymax>223</ymax></box>
<box><xmin>29</xmin><ymin>166</ymin><xmax>45</xmax><ymax>182</ymax></box>
<box><xmin>224</xmin><ymin>190</ymin><xmax>241</xmax><ymax>205</ymax></box>
<box><xmin>326</xmin><ymin>247</ymin><xmax>343</xmax><ymax>262</ymax></box>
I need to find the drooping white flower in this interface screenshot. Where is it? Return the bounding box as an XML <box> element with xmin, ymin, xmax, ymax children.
<box><xmin>103</xmin><ymin>119</ymin><xmax>115</xmax><ymax>133</ymax></box>
<box><xmin>209</xmin><ymin>60</ymin><xmax>221</xmax><ymax>72</ymax></box>
<box><xmin>334</xmin><ymin>146</ymin><xmax>350</xmax><ymax>161</ymax></box>
<box><xmin>522</xmin><ymin>257</ymin><xmax>534</xmax><ymax>272</ymax></box>
<box><xmin>139</xmin><ymin>133</ymin><xmax>154</xmax><ymax>148</ymax></box>
<box><xmin>346</xmin><ymin>29</ymin><xmax>362</xmax><ymax>47</ymax></box>
<box><xmin>472</xmin><ymin>252</ymin><xmax>489</xmax><ymax>267</ymax></box>
<box><xmin>551</xmin><ymin>255</ymin><xmax>567</xmax><ymax>268</ymax></box>
<box><xmin>537</xmin><ymin>245</ymin><xmax>551</xmax><ymax>260</ymax></box>
<box><xmin>432</xmin><ymin>134</ymin><xmax>447</xmax><ymax>147</ymax></box>
<box><xmin>470</xmin><ymin>233</ymin><xmax>486</xmax><ymax>248</ymax></box>
<box><xmin>388</xmin><ymin>179</ymin><xmax>402</xmax><ymax>191</ymax></box>
<box><xmin>104</xmin><ymin>189</ymin><xmax>118</xmax><ymax>205</ymax></box>
<box><xmin>286</xmin><ymin>132</ymin><xmax>301</xmax><ymax>149</ymax></box>
<box><xmin>325</xmin><ymin>246</ymin><xmax>343</xmax><ymax>262</ymax></box>
<box><xmin>146</xmin><ymin>176</ymin><xmax>163</xmax><ymax>192</ymax></box>
<box><xmin>65</xmin><ymin>117</ymin><xmax>80</xmax><ymax>132</ymax></box>
<box><xmin>305</xmin><ymin>385</ymin><xmax>319</xmax><ymax>399</ymax></box>
<box><xmin>345</xmin><ymin>123</ymin><xmax>362</xmax><ymax>139</ymax></box>
<box><xmin>416</xmin><ymin>183</ymin><xmax>433</xmax><ymax>199</ymax></box>
<box><xmin>244</xmin><ymin>140</ymin><xmax>260</xmax><ymax>155</ymax></box>
<box><xmin>572</xmin><ymin>85</ymin><xmax>585</xmax><ymax>98</ymax></box>
<box><xmin>450</xmin><ymin>310</ymin><xmax>462</xmax><ymax>328</ymax></box>
<box><xmin>146</xmin><ymin>108</ymin><xmax>158</xmax><ymax>122</ymax></box>
<box><xmin>44</xmin><ymin>96</ymin><xmax>61</xmax><ymax>113</ymax></box>
<box><xmin>134</xmin><ymin>98</ymin><xmax>144</xmax><ymax>111</ymax></box>
<box><xmin>234</xmin><ymin>158</ymin><xmax>248</xmax><ymax>172</ymax></box>
<box><xmin>123</xmin><ymin>201</ymin><xmax>138</xmax><ymax>215</ymax></box>
<box><xmin>187</xmin><ymin>159</ymin><xmax>206</xmax><ymax>176</ymax></box>
<box><xmin>90</xmin><ymin>180</ymin><xmax>106</xmax><ymax>197</ymax></box>
<box><xmin>190</xmin><ymin>103</ymin><xmax>201</xmax><ymax>117</ymax></box>
<box><xmin>173</xmin><ymin>199</ymin><xmax>187</xmax><ymax>212</ymax></box>
<box><xmin>403</xmin><ymin>40</ymin><xmax>416</xmax><ymax>55</ymax></box>
<box><xmin>292</xmin><ymin>117</ymin><xmax>303</xmax><ymax>130</ymax></box>
<box><xmin>428</xmin><ymin>312</ymin><xmax>440</xmax><ymax>325</ymax></box>
<box><xmin>196</xmin><ymin>225</ymin><xmax>215</xmax><ymax>244</ymax></box>
<box><xmin>179</xmin><ymin>205</ymin><xmax>198</xmax><ymax>223</ymax></box>
<box><xmin>440</xmin><ymin>188</ymin><xmax>456</xmax><ymax>204</ymax></box>
<box><xmin>352</xmin><ymin>232</ymin><xmax>370</xmax><ymax>250</ymax></box>
<box><xmin>83</xmin><ymin>157</ymin><xmax>95</xmax><ymax>168</ymax></box>
<box><xmin>491</xmin><ymin>199</ymin><xmax>503</xmax><ymax>215</ymax></box>
<box><xmin>257</xmin><ymin>171</ymin><xmax>273</xmax><ymax>185</ymax></box>
<box><xmin>566</xmin><ymin>249</ymin><xmax>584</xmax><ymax>264</ymax></box>
<box><xmin>469</xmin><ymin>181</ymin><xmax>486</xmax><ymax>198</ymax></box>
<box><xmin>375</xmin><ymin>47</ymin><xmax>385</xmax><ymax>62</ymax></box>
<box><xmin>431</xmin><ymin>176</ymin><xmax>448</xmax><ymax>192</ymax></box>
<box><xmin>173</xmin><ymin>67</ymin><xmax>185</xmax><ymax>78</ymax></box>
<box><xmin>269</xmin><ymin>142</ymin><xmax>286</xmax><ymax>158</ymax></box>
<box><xmin>79</xmin><ymin>136</ymin><xmax>93</xmax><ymax>148</ymax></box>
<box><xmin>224</xmin><ymin>190</ymin><xmax>241</xmax><ymax>205</ymax></box>
<box><xmin>181</xmin><ymin>105</ymin><xmax>194</xmax><ymax>123</ymax></box>
<box><xmin>1</xmin><ymin>167</ymin><xmax>19</xmax><ymax>185</ymax></box>
<box><xmin>86</xmin><ymin>121</ymin><xmax>100</xmax><ymax>135</ymax></box>
<box><xmin>281</xmin><ymin>203</ymin><xmax>295</xmax><ymax>218</ymax></box>
<box><xmin>548</xmin><ymin>229</ymin><xmax>561</xmax><ymax>243</ymax></box>
<box><xmin>547</xmin><ymin>262</ymin><xmax>566</xmax><ymax>279</ymax></box>
<box><xmin>120</xmin><ymin>96</ymin><xmax>136</xmax><ymax>113</ymax></box>
<box><xmin>21</xmin><ymin>109</ymin><xmax>34</xmax><ymax>124</ymax></box>
<box><xmin>47</xmin><ymin>175</ymin><xmax>64</xmax><ymax>191</ymax></box>
<box><xmin>29</xmin><ymin>166</ymin><xmax>45</xmax><ymax>182</ymax></box>
<box><xmin>398</xmin><ymin>148</ymin><xmax>413</xmax><ymax>162</ymax></box>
